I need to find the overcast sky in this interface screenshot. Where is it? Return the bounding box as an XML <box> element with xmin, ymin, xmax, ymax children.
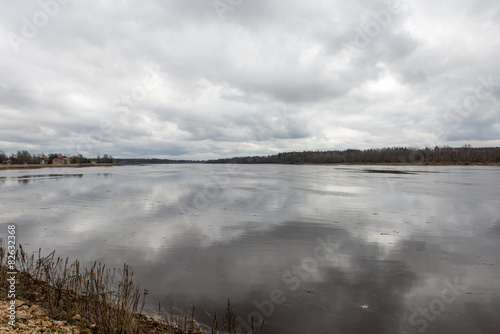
<box><xmin>1</xmin><ymin>0</ymin><xmax>499</xmax><ymax>159</ymax></box>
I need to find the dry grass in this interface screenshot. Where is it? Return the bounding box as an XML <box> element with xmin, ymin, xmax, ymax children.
<box><xmin>0</xmin><ymin>241</ymin><xmax>264</xmax><ymax>334</ymax></box>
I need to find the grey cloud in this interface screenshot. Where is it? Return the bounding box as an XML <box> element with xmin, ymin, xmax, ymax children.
<box><xmin>1</xmin><ymin>0</ymin><xmax>499</xmax><ymax>158</ymax></box>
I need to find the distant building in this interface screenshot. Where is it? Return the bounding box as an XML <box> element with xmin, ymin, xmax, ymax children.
<box><xmin>52</xmin><ymin>158</ymin><xmax>70</xmax><ymax>165</ymax></box>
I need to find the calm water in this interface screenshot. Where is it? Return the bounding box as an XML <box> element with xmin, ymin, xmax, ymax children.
<box><xmin>1</xmin><ymin>164</ymin><xmax>500</xmax><ymax>333</ymax></box>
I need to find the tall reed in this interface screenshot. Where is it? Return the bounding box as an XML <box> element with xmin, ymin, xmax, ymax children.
<box><xmin>0</xmin><ymin>241</ymin><xmax>263</xmax><ymax>333</ymax></box>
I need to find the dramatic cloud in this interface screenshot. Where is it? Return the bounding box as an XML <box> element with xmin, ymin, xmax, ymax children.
<box><xmin>1</xmin><ymin>0</ymin><xmax>499</xmax><ymax>158</ymax></box>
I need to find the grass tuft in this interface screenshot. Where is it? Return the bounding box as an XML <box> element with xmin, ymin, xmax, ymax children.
<box><xmin>0</xmin><ymin>241</ymin><xmax>264</xmax><ymax>333</ymax></box>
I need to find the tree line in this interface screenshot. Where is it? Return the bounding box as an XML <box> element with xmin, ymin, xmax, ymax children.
<box><xmin>0</xmin><ymin>150</ymin><xmax>115</xmax><ymax>165</ymax></box>
<box><xmin>114</xmin><ymin>158</ymin><xmax>200</xmax><ymax>165</ymax></box>
<box><xmin>207</xmin><ymin>145</ymin><xmax>500</xmax><ymax>164</ymax></box>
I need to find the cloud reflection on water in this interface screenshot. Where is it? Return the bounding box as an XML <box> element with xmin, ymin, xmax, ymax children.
<box><xmin>1</xmin><ymin>165</ymin><xmax>499</xmax><ymax>333</ymax></box>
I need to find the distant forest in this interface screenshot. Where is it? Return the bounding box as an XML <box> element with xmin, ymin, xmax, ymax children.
<box><xmin>3</xmin><ymin>146</ymin><xmax>500</xmax><ymax>166</ymax></box>
<box><xmin>114</xmin><ymin>158</ymin><xmax>200</xmax><ymax>164</ymax></box>
<box><xmin>0</xmin><ymin>150</ymin><xmax>114</xmax><ymax>165</ymax></box>
<box><xmin>207</xmin><ymin>145</ymin><xmax>500</xmax><ymax>164</ymax></box>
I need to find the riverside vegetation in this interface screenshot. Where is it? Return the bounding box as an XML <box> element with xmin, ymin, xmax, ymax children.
<box><xmin>3</xmin><ymin>146</ymin><xmax>500</xmax><ymax>168</ymax></box>
<box><xmin>207</xmin><ymin>145</ymin><xmax>500</xmax><ymax>164</ymax></box>
<box><xmin>0</xmin><ymin>242</ymin><xmax>264</xmax><ymax>334</ymax></box>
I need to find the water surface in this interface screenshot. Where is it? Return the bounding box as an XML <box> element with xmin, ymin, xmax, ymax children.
<box><xmin>1</xmin><ymin>164</ymin><xmax>499</xmax><ymax>333</ymax></box>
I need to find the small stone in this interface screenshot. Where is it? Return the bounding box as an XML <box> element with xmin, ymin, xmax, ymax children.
<box><xmin>73</xmin><ymin>326</ymin><xmax>84</xmax><ymax>334</ymax></box>
<box><xmin>17</xmin><ymin>310</ymin><xmax>29</xmax><ymax>319</ymax></box>
<box><xmin>42</xmin><ymin>320</ymin><xmax>52</xmax><ymax>327</ymax></box>
<box><xmin>72</xmin><ymin>314</ymin><xmax>82</xmax><ymax>321</ymax></box>
<box><xmin>14</xmin><ymin>300</ymin><xmax>25</xmax><ymax>307</ymax></box>
<box><xmin>32</xmin><ymin>307</ymin><xmax>49</xmax><ymax>317</ymax></box>
<box><xmin>28</xmin><ymin>305</ymin><xmax>40</xmax><ymax>311</ymax></box>
<box><xmin>28</xmin><ymin>305</ymin><xmax>41</xmax><ymax>315</ymax></box>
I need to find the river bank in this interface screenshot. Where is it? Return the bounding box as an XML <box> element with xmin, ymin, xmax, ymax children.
<box><xmin>0</xmin><ymin>164</ymin><xmax>115</xmax><ymax>170</ymax></box>
<box><xmin>3</xmin><ymin>162</ymin><xmax>500</xmax><ymax>172</ymax></box>
<box><xmin>0</xmin><ymin>246</ymin><xmax>207</xmax><ymax>334</ymax></box>
<box><xmin>0</xmin><ymin>298</ymin><xmax>93</xmax><ymax>333</ymax></box>
<box><xmin>298</xmin><ymin>161</ymin><xmax>500</xmax><ymax>166</ymax></box>
<box><xmin>0</xmin><ymin>296</ymin><xmax>202</xmax><ymax>334</ymax></box>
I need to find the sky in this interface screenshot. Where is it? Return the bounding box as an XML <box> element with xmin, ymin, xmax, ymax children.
<box><xmin>0</xmin><ymin>0</ymin><xmax>499</xmax><ymax>159</ymax></box>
